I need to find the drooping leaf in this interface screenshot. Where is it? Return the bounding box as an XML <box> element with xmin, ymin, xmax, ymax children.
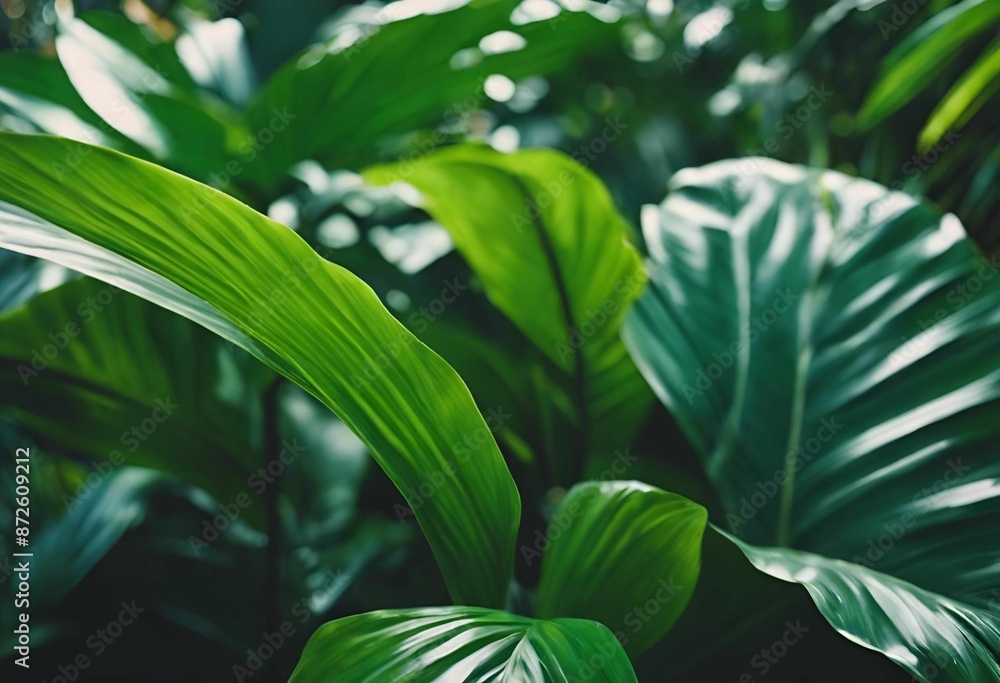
<box><xmin>289</xmin><ymin>607</ymin><xmax>637</xmax><ymax>682</ymax></box>
<box><xmin>245</xmin><ymin>0</ymin><xmax>621</xmax><ymax>185</ymax></box>
<box><xmin>0</xmin><ymin>133</ymin><xmax>520</xmax><ymax>609</ymax></box>
<box><xmin>366</xmin><ymin>145</ymin><xmax>653</xmax><ymax>478</ymax></box>
<box><xmin>534</xmin><ymin>481</ymin><xmax>706</xmax><ymax>655</ymax></box>
<box><xmin>624</xmin><ymin>158</ymin><xmax>1000</xmax><ymax>681</ymax></box>
<box><xmin>859</xmin><ymin>0</ymin><xmax>1000</xmax><ymax>126</ymax></box>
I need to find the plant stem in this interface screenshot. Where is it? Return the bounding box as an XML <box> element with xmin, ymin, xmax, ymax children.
<box><xmin>262</xmin><ymin>377</ymin><xmax>284</xmax><ymax>667</ymax></box>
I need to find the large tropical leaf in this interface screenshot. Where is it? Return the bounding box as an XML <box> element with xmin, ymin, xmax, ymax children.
<box><xmin>366</xmin><ymin>145</ymin><xmax>653</xmax><ymax>480</ymax></box>
<box><xmin>534</xmin><ymin>481</ymin><xmax>706</xmax><ymax>655</ymax></box>
<box><xmin>624</xmin><ymin>158</ymin><xmax>1000</xmax><ymax>681</ymax></box>
<box><xmin>289</xmin><ymin>606</ymin><xmax>637</xmax><ymax>682</ymax></box>
<box><xmin>0</xmin><ymin>132</ymin><xmax>519</xmax><ymax>609</ymax></box>
<box><xmin>244</xmin><ymin>0</ymin><xmax>621</xmax><ymax>185</ymax></box>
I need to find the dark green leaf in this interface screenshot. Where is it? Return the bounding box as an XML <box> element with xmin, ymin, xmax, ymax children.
<box><xmin>290</xmin><ymin>606</ymin><xmax>637</xmax><ymax>682</ymax></box>
<box><xmin>625</xmin><ymin>158</ymin><xmax>1000</xmax><ymax>681</ymax></box>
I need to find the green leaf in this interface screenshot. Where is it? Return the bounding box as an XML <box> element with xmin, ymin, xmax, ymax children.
<box><xmin>289</xmin><ymin>607</ymin><xmax>637</xmax><ymax>682</ymax></box>
<box><xmin>0</xmin><ymin>133</ymin><xmax>520</xmax><ymax>609</ymax></box>
<box><xmin>0</xmin><ymin>52</ymin><xmax>125</xmax><ymax>150</ymax></box>
<box><xmin>366</xmin><ymin>145</ymin><xmax>653</xmax><ymax>478</ymax></box>
<box><xmin>534</xmin><ymin>481</ymin><xmax>706</xmax><ymax>655</ymax></box>
<box><xmin>859</xmin><ymin>0</ymin><xmax>1000</xmax><ymax>126</ymax></box>
<box><xmin>723</xmin><ymin>532</ymin><xmax>1000</xmax><ymax>683</ymax></box>
<box><xmin>55</xmin><ymin>12</ymin><xmax>236</xmax><ymax>180</ymax></box>
<box><xmin>624</xmin><ymin>158</ymin><xmax>1000</xmax><ymax>681</ymax></box>
<box><xmin>245</xmin><ymin>0</ymin><xmax>620</xmax><ymax>184</ymax></box>
<box><xmin>0</xmin><ymin>278</ymin><xmax>271</xmax><ymax>525</ymax></box>
<box><xmin>918</xmin><ymin>40</ymin><xmax>1000</xmax><ymax>149</ymax></box>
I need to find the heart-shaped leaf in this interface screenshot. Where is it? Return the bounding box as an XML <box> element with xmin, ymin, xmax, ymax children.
<box><xmin>534</xmin><ymin>481</ymin><xmax>706</xmax><ymax>655</ymax></box>
<box><xmin>289</xmin><ymin>606</ymin><xmax>637</xmax><ymax>682</ymax></box>
<box><xmin>625</xmin><ymin>158</ymin><xmax>1000</xmax><ymax>681</ymax></box>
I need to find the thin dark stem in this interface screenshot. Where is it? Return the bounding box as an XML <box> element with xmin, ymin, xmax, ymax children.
<box><xmin>261</xmin><ymin>377</ymin><xmax>284</xmax><ymax>669</ymax></box>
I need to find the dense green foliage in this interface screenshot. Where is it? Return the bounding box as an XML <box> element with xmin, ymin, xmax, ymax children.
<box><xmin>0</xmin><ymin>0</ymin><xmax>996</xmax><ymax>681</ymax></box>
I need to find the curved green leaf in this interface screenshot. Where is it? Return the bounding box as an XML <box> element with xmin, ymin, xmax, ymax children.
<box><xmin>534</xmin><ymin>481</ymin><xmax>706</xmax><ymax>655</ymax></box>
<box><xmin>289</xmin><ymin>607</ymin><xmax>637</xmax><ymax>682</ymax></box>
<box><xmin>245</xmin><ymin>0</ymin><xmax>620</xmax><ymax>184</ymax></box>
<box><xmin>918</xmin><ymin>40</ymin><xmax>1000</xmax><ymax>149</ymax></box>
<box><xmin>859</xmin><ymin>0</ymin><xmax>1000</xmax><ymax>126</ymax></box>
<box><xmin>724</xmin><ymin>532</ymin><xmax>1000</xmax><ymax>683</ymax></box>
<box><xmin>366</xmin><ymin>146</ymin><xmax>653</xmax><ymax>476</ymax></box>
<box><xmin>0</xmin><ymin>133</ymin><xmax>519</xmax><ymax>609</ymax></box>
<box><xmin>624</xmin><ymin>158</ymin><xmax>1000</xmax><ymax>681</ymax></box>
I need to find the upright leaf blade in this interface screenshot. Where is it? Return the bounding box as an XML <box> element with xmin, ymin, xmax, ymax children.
<box><xmin>289</xmin><ymin>607</ymin><xmax>637</xmax><ymax>682</ymax></box>
<box><xmin>366</xmin><ymin>146</ymin><xmax>653</xmax><ymax>474</ymax></box>
<box><xmin>0</xmin><ymin>133</ymin><xmax>520</xmax><ymax>609</ymax></box>
<box><xmin>625</xmin><ymin>158</ymin><xmax>1000</xmax><ymax>681</ymax></box>
<box><xmin>534</xmin><ymin>481</ymin><xmax>706</xmax><ymax>655</ymax></box>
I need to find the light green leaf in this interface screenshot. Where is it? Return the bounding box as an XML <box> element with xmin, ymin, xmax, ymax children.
<box><xmin>859</xmin><ymin>0</ymin><xmax>1000</xmax><ymax>126</ymax></box>
<box><xmin>245</xmin><ymin>0</ymin><xmax>620</xmax><ymax>184</ymax></box>
<box><xmin>624</xmin><ymin>158</ymin><xmax>1000</xmax><ymax>681</ymax></box>
<box><xmin>918</xmin><ymin>41</ymin><xmax>1000</xmax><ymax>149</ymax></box>
<box><xmin>534</xmin><ymin>481</ymin><xmax>706</xmax><ymax>655</ymax></box>
<box><xmin>289</xmin><ymin>607</ymin><xmax>637</xmax><ymax>682</ymax></box>
<box><xmin>0</xmin><ymin>133</ymin><xmax>520</xmax><ymax>609</ymax></box>
<box><xmin>366</xmin><ymin>145</ymin><xmax>653</xmax><ymax>477</ymax></box>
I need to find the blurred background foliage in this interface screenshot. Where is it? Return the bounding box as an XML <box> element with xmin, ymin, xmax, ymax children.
<box><xmin>0</xmin><ymin>0</ymin><xmax>995</xmax><ymax>680</ymax></box>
